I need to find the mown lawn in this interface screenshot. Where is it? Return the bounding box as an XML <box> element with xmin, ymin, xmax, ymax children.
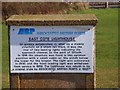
<box><xmin>69</xmin><ymin>8</ymin><xmax>118</xmax><ymax>88</ymax></box>
<box><xmin>0</xmin><ymin>22</ymin><xmax>2</xmax><ymax>89</ymax></box>
<box><xmin>2</xmin><ymin>8</ymin><xmax>118</xmax><ymax>88</ymax></box>
<box><xmin>2</xmin><ymin>23</ymin><xmax>9</xmax><ymax>88</ymax></box>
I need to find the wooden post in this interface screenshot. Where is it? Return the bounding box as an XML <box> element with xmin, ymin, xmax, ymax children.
<box><xmin>6</xmin><ymin>14</ymin><xmax>97</xmax><ymax>89</ymax></box>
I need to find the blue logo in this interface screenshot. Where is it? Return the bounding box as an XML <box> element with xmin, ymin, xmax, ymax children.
<box><xmin>18</xmin><ymin>28</ymin><xmax>35</xmax><ymax>35</ymax></box>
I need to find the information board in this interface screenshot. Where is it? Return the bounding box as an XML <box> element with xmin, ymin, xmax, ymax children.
<box><xmin>10</xmin><ymin>26</ymin><xmax>94</xmax><ymax>73</ymax></box>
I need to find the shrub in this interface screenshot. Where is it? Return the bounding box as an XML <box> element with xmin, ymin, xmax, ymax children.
<box><xmin>2</xmin><ymin>2</ymin><xmax>89</xmax><ymax>20</ymax></box>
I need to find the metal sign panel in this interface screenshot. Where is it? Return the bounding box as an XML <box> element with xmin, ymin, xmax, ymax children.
<box><xmin>10</xmin><ymin>26</ymin><xmax>94</xmax><ymax>73</ymax></box>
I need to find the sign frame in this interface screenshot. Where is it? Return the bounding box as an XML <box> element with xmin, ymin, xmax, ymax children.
<box><xmin>6</xmin><ymin>14</ymin><xmax>97</xmax><ymax>89</ymax></box>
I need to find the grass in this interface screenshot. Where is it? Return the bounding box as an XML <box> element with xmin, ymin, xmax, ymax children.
<box><xmin>0</xmin><ymin>22</ymin><xmax>2</xmax><ymax>89</ymax></box>
<box><xmin>2</xmin><ymin>8</ymin><xmax>118</xmax><ymax>88</ymax></box>
<box><xmin>2</xmin><ymin>23</ymin><xmax>9</xmax><ymax>88</ymax></box>
<box><xmin>69</xmin><ymin>8</ymin><xmax>118</xmax><ymax>88</ymax></box>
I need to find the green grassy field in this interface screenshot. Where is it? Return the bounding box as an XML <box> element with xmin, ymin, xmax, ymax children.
<box><xmin>0</xmin><ymin>22</ymin><xmax>2</xmax><ymax>89</ymax></box>
<box><xmin>69</xmin><ymin>8</ymin><xmax>118</xmax><ymax>88</ymax></box>
<box><xmin>2</xmin><ymin>23</ymin><xmax>9</xmax><ymax>88</ymax></box>
<box><xmin>2</xmin><ymin>8</ymin><xmax>118</xmax><ymax>88</ymax></box>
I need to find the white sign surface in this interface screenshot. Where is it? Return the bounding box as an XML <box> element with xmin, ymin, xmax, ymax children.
<box><xmin>10</xmin><ymin>26</ymin><xmax>94</xmax><ymax>73</ymax></box>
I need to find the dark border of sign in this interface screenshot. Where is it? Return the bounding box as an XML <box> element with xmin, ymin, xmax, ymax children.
<box><xmin>2</xmin><ymin>1</ymin><xmax>120</xmax><ymax>90</ymax></box>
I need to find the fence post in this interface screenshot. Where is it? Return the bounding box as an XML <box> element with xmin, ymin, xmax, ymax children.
<box><xmin>105</xmin><ymin>2</ymin><xmax>109</xmax><ymax>8</ymax></box>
